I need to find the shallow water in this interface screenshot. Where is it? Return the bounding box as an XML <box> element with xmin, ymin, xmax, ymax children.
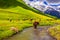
<box><xmin>3</xmin><ymin>26</ymin><xmax>57</xmax><ymax>40</ymax></box>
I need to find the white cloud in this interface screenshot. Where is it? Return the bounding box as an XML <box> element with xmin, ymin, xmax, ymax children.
<box><xmin>46</xmin><ymin>0</ymin><xmax>60</xmax><ymax>3</ymax></box>
<box><xmin>23</xmin><ymin>0</ymin><xmax>60</xmax><ymax>12</ymax></box>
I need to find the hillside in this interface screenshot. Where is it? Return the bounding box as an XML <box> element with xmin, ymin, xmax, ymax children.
<box><xmin>23</xmin><ymin>0</ymin><xmax>60</xmax><ymax>18</ymax></box>
<box><xmin>0</xmin><ymin>0</ymin><xmax>56</xmax><ymax>19</ymax></box>
<box><xmin>0</xmin><ymin>0</ymin><xmax>58</xmax><ymax>40</ymax></box>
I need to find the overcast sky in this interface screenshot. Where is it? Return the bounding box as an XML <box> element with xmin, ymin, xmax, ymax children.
<box><xmin>46</xmin><ymin>0</ymin><xmax>60</xmax><ymax>3</ymax></box>
<box><xmin>23</xmin><ymin>0</ymin><xmax>60</xmax><ymax>12</ymax></box>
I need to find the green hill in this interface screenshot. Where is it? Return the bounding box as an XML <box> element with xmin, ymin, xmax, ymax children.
<box><xmin>0</xmin><ymin>0</ymin><xmax>56</xmax><ymax>19</ymax></box>
<box><xmin>0</xmin><ymin>0</ymin><xmax>58</xmax><ymax>40</ymax></box>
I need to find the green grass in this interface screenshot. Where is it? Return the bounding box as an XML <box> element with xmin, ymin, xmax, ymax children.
<box><xmin>48</xmin><ymin>25</ymin><xmax>60</xmax><ymax>40</ymax></box>
<box><xmin>0</xmin><ymin>0</ymin><xmax>58</xmax><ymax>40</ymax></box>
<box><xmin>0</xmin><ymin>20</ymin><xmax>33</xmax><ymax>40</ymax></box>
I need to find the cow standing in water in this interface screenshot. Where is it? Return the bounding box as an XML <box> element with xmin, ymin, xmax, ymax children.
<box><xmin>33</xmin><ymin>20</ymin><xmax>39</xmax><ymax>29</ymax></box>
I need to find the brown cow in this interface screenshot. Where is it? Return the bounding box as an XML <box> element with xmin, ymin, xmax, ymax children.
<box><xmin>33</xmin><ymin>20</ymin><xmax>39</xmax><ymax>29</ymax></box>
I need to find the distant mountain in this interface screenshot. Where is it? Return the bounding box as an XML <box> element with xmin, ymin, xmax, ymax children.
<box><xmin>45</xmin><ymin>8</ymin><xmax>60</xmax><ymax>18</ymax></box>
<box><xmin>24</xmin><ymin>0</ymin><xmax>60</xmax><ymax>18</ymax></box>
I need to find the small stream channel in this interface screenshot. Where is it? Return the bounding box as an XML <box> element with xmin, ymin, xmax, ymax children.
<box><xmin>3</xmin><ymin>26</ymin><xmax>57</xmax><ymax>40</ymax></box>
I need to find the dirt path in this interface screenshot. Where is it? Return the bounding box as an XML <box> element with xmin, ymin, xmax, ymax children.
<box><xmin>3</xmin><ymin>26</ymin><xmax>57</xmax><ymax>40</ymax></box>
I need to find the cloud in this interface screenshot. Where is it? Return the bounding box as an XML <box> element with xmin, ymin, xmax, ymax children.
<box><xmin>29</xmin><ymin>0</ymin><xmax>43</xmax><ymax>2</ymax></box>
<box><xmin>24</xmin><ymin>0</ymin><xmax>60</xmax><ymax>12</ymax></box>
<box><xmin>46</xmin><ymin>0</ymin><xmax>60</xmax><ymax>3</ymax></box>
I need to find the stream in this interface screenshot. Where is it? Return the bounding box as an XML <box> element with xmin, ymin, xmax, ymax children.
<box><xmin>3</xmin><ymin>26</ymin><xmax>57</xmax><ymax>40</ymax></box>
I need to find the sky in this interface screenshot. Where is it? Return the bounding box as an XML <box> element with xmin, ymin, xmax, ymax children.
<box><xmin>29</xmin><ymin>0</ymin><xmax>60</xmax><ymax>5</ymax></box>
<box><xmin>24</xmin><ymin>0</ymin><xmax>60</xmax><ymax>6</ymax></box>
<box><xmin>24</xmin><ymin>0</ymin><xmax>60</xmax><ymax>12</ymax></box>
<box><xmin>46</xmin><ymin>0</ymin><xmax>60</xmax><ymax>3</ymax></box>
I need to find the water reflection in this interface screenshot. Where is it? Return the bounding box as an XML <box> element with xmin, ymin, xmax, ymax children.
<box><xmin>33</xmin><ymin>29</ymin><xmax>40</xmax><ymax>40</ymax></box>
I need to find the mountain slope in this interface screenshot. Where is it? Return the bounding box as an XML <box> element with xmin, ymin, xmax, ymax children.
<box><xmin>0</xmin><ymin>0</ymin><xmax>58</xmax><ymax>40</ymax></box>
<box><xmin>0</xmin><ymin>0</ymin><xmax>56</xmax><ymax>20</ymax></box>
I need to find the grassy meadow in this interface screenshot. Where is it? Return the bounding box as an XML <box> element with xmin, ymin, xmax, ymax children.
<box><xmin>0</xmin><ymin>0</ymin><xmax>60</xmax><ymax>40</ymax></box>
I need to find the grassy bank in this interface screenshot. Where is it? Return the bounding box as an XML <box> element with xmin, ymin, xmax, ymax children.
<box><xmin>0</xmin><ymin>19</ymin><xmax>56</xmax><ymax>40</ymax></box>
<box><xmin>0</xmin><ymin>20</ymin><xmax>33</xmax><ymax>40</ymax></box>
<box><xmin>48</xmin><ymin>24</ymin><xmax>60</xmax><ymax>40</ymax></box>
